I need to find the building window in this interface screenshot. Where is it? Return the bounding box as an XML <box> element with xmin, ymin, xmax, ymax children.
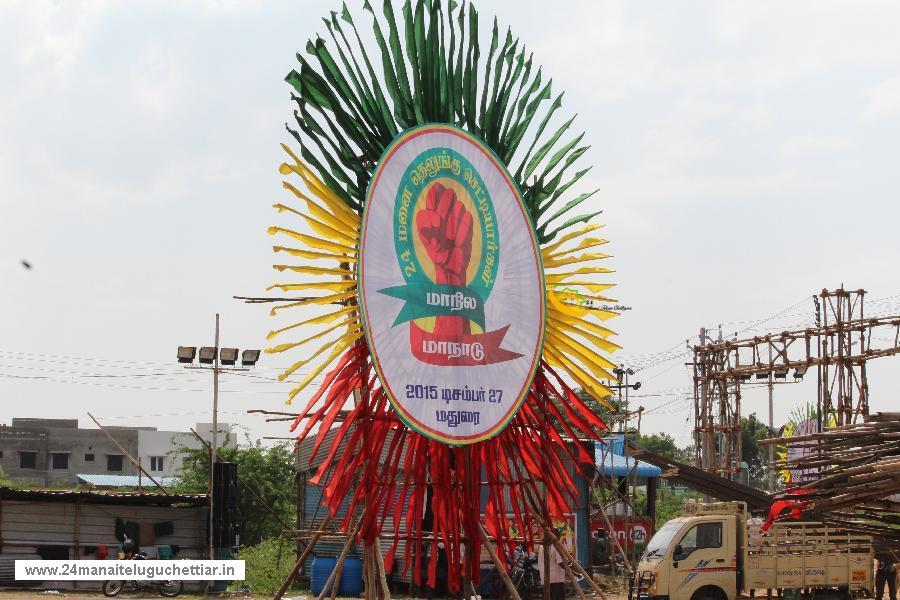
<box><xmin>85</xmin><ymin>453</ymin><xmax>95</xmax><ymax>462</ymax></box>
<box><xmin>150</xmin><ymin>456</ymin><xmax>164</xmax><ymax>472</ymax></box>
<box><xmin>107</xmin><ymin>455</ymin><xmax>123</xmax><ymax>472</ymax></box>
<box><xmin>52</xmin><ymin>453</ymin><xmax>69</xmax><ymax>470</ymax></box>
<box><xmin>19</xmin><ymin>451</ymin><xmax>37</xmax><ymax>469</ymax></box>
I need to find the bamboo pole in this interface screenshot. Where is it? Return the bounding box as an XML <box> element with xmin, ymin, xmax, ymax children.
<box><xmin>373</xmin><ymin>537</ymin><xmax>391</xmax><ymax>600</ymax></box>
<box><xmin>478</xmin><ymin>522</ymin><xmax>522</xmax><ymax>600</ymax></box>
<box><xmin>320</xmin><ymin>517</ymin><xmax>363</xmax><ymax>600</ymax></box>
<box><xmin>273</xmin><ymin>516</ymin><xmax>334</xmax><ymax>600</ymax></box>
<box><xmin>87</xmin><ymin>412</ymin><xmax>169</xmax><ymax>495</ymax></box>
<box><xmin>524</xmin><ymin>499</ymin><xmax>607</xmax><ymax>600</ymax></box>
<box><xmin>562</xmin><ymin>554</ymin><xmax>587</xmax><ymax>600</ymax></box>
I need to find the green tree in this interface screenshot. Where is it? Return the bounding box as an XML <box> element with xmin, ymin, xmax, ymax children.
<box><xmin>173</xmin><ymin>433</ymin><xmax>295</xmax><ymax>546</ymax></box>
<box><xmin>0</xmin><ymin>466</ymin><xmax>19</xmax><ymax>488</ymax></box>
<box><xmin>234</xmin><ymin>537</ymin><xmax>304</xmax><ymax>594</ymax></box>
<box><xmin>740</xmin><ymin>412</ymin><xmax>775</xmax><ymax>490</ymax></box>
<box><xmin>637</xmin><ymin>433</ymin><xmax>692</xmax><ymax>463</ymax></box>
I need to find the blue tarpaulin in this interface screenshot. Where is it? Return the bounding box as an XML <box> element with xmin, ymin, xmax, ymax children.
<box><xmin>595</xmin><ymin>438</ymin><xmax>662</xmax><ymax>478</ymax></box>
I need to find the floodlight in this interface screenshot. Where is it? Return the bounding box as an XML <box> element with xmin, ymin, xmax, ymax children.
<box><xmin>793</xmin><ymin>365</ymin><xmax>809</xmax><ymax>380</ymax></box>
<box><xmin>241</xmin><ymin>349</ymin><xmax>261</xmax><ymax>367</ymax></box>
<box><xmin>220</xmin><ymin>348</ymin><xmax>239</xmax><ymax>366</ymax></box>
<box><xmin>177</xmin><ymin>346</ymin><xmax>197</xmax><ymax>364</ymax></box>
<box><xmin>737</xmin><ymin>373</ymin><xmax>752</xmax><ymax>381</ymax></box>
<box><xmin>756</xmin><ymin>372</ymin><xmax>768</xmax><ymax>380</ymax></box>
<box><xmin>773</xmin><ymin>368</ymin><xmax>789</xmax><ymax>379</ymax></box>
<box><xmin>198</xmin><ymin>346</ymin><xmax>216</xmax><ymax>364</ymax></box>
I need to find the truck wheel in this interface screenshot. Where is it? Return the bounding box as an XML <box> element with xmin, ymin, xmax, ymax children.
<box><xmin>691</xmin><ymin>586</ymin><xmax>726</xmax><ymax>600</ymax></box>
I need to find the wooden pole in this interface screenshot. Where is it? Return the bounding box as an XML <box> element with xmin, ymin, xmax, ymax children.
<box><xmin>273</xmin><ymin>516</ymin><xmax>334</xmax><ymax>600</ymax></box>
<box><xmin>524</xmin><ymin>499</ymin><xmax>607</xmax><ymax>600</ymax></box>
<box><xmin>319</xmin><ymin>518</ymin><xmax>363</xmax><ymax>600</ymax></box>
<box><xmin>542</xmin><ymin>534</ymin><xmax>551</xmax><ymax>600</ymax></box>
<box><xmin>373</xmin><ymin>537</ymin><xmax>392</xmax><ymax>600</ymax></box>
<box><xmin>87</xmin><ymin>413</ymin><xmax>169</xmax><ymax>495</ymax></box>
<box><xmin>543</xmin><ymin>524</ymin><xmax>606</xmax><ymax>600</ymax></box>
<box><xmin>562</xmin><ymin>555</ymin><xmax>587</xmax><ymax>600</ymax></box>
<box><xmin>190</xmin><ymin>428</ymin><xmax>293</xmax><ymax>531</ymax></box>
<box><xmin>210</xmin><ymin>313</ymin><xmax>221</xmax><ymax>562</ymax></box>
<box><xmin>478</xmin><ymin>522</ymin><xmax>522</xmax><ymax>600</ymax></box>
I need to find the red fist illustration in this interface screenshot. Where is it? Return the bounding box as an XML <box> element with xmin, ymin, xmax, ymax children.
<box><xmin>417</xmin><ymin>182</ymin><xmax>474</xmax><ymax>336</ymax></box>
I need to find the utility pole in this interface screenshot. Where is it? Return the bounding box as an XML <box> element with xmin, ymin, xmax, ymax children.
<box><xmin>767</xmin><ymin>343</ymin><xmax>774</xmax><ymax>492</ymax></box>
<box><xmin>176</xmin><ymin>316</ymin><xmax>260</xmax><ymax>561</ymax></box>
<box><xmin>698</xmin><ymin>327</ymin><xmax>709</xmax><ymax>472</ymax></box>
<box><xmin>210</xmin><ymin>314</ymin><xmax>220</xmax><ymax>561</ymax></box>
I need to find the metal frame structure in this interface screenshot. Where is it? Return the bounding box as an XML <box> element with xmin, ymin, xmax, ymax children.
<box><xmin>692</xmin><ymin>286</ymin><xmax>900</xmax><ymax>477</ymax></box>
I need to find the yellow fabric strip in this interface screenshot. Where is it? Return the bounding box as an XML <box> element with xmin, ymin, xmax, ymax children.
<box><xmin>545</xmin><ymin>287</ymin><xmax>618</xmax><ymax>305</ymax></box>
<box><xmin>270</xmin><ymin>291</ymin><xmax>358</xmax><ymax>316</ymax></box>
<box><xmin>543</xmin><ymin>252</ymin><xmax>613</xmax><ymax>269</ymax></box>
<box><xmin>542</xmin><ymin>237</ymin><xmax>609</xmax><ymax>259</ymax></box>
<box><xmin>273</xmin><ymin>264</ymin><xmax>356</xmax><ymax>277</ymax></box>
<box><xmin>547</xmin><ymin>328</ymin><xmax>619</xmax><ymax>372</ymax></box>
<box><xmin>272</xmin><ymin>325</ymin><xmax>362</xmax><ymax>381</ymax></box>
<box><xmin>542</xmin><ymin>346</ymin><xmax>615</xmax><ymax>409</ymax></box>
<box><xmin>279</xmin><ymin>145</ymin><xmax>358</xmax><ymax>224</ymax></box>
<box><xmin>285</xmin><ymin>334</ymin><xmax>360</xmax><ymax>404</ymax></box>
<box><xmin>548</xmin><ymin>312</ymin><xmax>617</xmax><ymax>340</ymax></box>
<box><xmin>545</xmin><ymin>329</ymin><xmax>617</xmax><ymax>380</ymax></box>
<box><xmin>273</xmin><ymin>246</ymin><xmax>358</xmax><ymax>263</ymax></box>
<box><xmin>266</xmin><ymin>306</ymin><xmax>357</xmax><ymax>339</ymax></box>
<box><xmin>267</xmin><ymin>227</ymin><xmax>357</xmax><ymax>254</ymax></box>
<box><xmin>300</xmin><ymin>213</ymin><xmax>358</xmax><ymax>246</ymax></box>
<box><xmin>546</xmin><ymin>266</ymin><xmax>616</xmax><ymax>279</ymax></box>
<box><xmin>541</xmin><ymin>224</ymin><xmax>605</xmax><ymax>255</ymax></box>
<box><xmin>267</xmin><ymin>281</ymin><xmax>356</xmax><ymax>292</ymax></box>
<box><xmin>280</xmin><ymin>182</ymin><xmax>359</xmax><ymax>230</ymax></box>
<box><xmin>266</xmin><ymin>316</ymin><xmax>359</xmax><ymax>351</ymax></box>
<box><xmin>303</xmin><ymin>198</ymin><xmax>358</xmax><ymax>236</ymax></box>
<box><xmin>548</xmin><ymin>317</ymin><xmax>621</xmax><ymax>354</ymax></box>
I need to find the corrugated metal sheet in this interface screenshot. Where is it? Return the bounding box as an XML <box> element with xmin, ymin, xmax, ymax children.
<box><xmin>76</xmin><ymin>474</ymin><xmax>180</xmax><ymax>488</ymax></box>
<box><xmin>0</xmin><ymin>486</ymin><xmax>206</xmax><ymax>505</ymax></box>
<box><xmin>0</xmin><ymin>495</ymin><xmax>207</xmax><ymax>590</ymax></box>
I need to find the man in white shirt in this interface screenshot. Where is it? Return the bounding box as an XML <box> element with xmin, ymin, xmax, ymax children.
<box><xmin>536</xmin><ymin>539</ymin><xmax>566</xmax><ymax>600</ymax></box>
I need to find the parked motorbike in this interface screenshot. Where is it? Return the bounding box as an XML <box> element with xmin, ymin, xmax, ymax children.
<box><xmin>102</xmin><ymin>550</ymin><xmax>183</xmax><ymax>597</ymax></box>
<box><xmin>510</xmin><ymin>551</ymin><xmax>541</xmax><ymax>598</ymax></box>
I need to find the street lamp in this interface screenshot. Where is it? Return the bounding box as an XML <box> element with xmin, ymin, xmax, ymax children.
<box><xmin>176</xmin><ymin>313</ymin><xmax>260</xmax><ymax>560</ymax></box>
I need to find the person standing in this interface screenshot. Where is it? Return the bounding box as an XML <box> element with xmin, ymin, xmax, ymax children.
<box><xmin>875</xmin><ymin>552</ymin><xmax>898</xmax><ymax>600</ymax></box>
<box><xmin>537</xmin><ymin>539</ymin><xmax>566</xmax><ymax>600</ymax></box>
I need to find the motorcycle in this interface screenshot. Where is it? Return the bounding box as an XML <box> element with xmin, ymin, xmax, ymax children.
<box><xmin>102</xmin><ymin>549</ymin><xmax>183</xmax><ymax>597</ymax></box>
<box><xmin>509</xmin><ymin>551</ymin><xmax>542</xmax><ymax>599</ymax></box>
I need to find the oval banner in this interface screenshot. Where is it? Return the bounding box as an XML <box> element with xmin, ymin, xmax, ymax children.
<box><xmin>359</xmin><ymin>124</ymin><xmax>546</xmax><ymax>445</ymax></box>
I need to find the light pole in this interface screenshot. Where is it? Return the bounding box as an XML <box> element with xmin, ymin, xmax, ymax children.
<box><xmin>176</xmin><ymin>313</ymin><xmax>260</xmax><ymax>560</ymax></box>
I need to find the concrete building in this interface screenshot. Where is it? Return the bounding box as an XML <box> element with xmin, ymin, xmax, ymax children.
<box><xmin>0</xmin><ymin>418</ymin><xmax>236</xmax><ymax>487</ymax></box>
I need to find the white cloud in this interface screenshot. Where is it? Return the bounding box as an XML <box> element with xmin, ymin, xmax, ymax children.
<box><xmin>780</xmin><ymin>135</ymin><xmax>855</xmax><ymax>159</ymax></box>
<box><xmin>128</xmin><ymin>44</ymin><xmax>186</xmax><ymax>119</ymax></box>
<box><xmin>862</xmin><ymin>75</ymin><xmax>900</xmax><ymax>122</ymax></box>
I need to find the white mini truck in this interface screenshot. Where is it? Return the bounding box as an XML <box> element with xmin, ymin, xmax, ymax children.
<box><xmin>631</xmin><ymin>502</ymin><xmax>873</xmax><ymax>600</ymax></box>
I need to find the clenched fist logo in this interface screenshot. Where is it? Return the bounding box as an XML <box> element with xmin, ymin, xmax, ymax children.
<box><xmin>417</xmin><ymin>182</ymin><xmax>474</xmax><ymax>336</ymax></box>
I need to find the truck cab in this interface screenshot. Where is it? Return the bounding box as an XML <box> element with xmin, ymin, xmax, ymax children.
<box><xmin>632</xmin><ymin>501</ymin><xmax>872</xmax><ymax>600</ymax></box>
<box><xmin>634</xmin><ymin>503</ymin><xmax>739</xmax><ymax>600</ymax></box>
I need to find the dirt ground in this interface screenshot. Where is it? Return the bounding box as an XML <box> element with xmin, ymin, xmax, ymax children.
<box><xmin>0</xmin><ymin>593</ymin><xmax>629</xmax><ymax>600</ymax></box>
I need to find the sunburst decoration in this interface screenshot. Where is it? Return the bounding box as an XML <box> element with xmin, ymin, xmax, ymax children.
<box><xmin>264</xmin><ymin>0</ymin><xmax>620</xmax><ymax>592</ymax></box>
<box><xmin>776</xmin><ymin>403</ymin><xmax>836</xmax><ymax>486</ymax></box>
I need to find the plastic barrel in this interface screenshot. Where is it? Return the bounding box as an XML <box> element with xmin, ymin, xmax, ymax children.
<box><xmin>311</xmin><ymin>556</ymin><xmax>363</xmax><ymax>597</ymax></box>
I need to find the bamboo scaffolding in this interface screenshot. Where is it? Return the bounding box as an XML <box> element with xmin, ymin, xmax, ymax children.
<box><xmin>760</xmin><ymin>412</ymin><xmax>900</xmax><ymax>551</ymax></box>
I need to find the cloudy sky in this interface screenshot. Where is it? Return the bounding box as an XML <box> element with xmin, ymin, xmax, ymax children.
<box><xmin>2</xmin><ymin>0</ymin><xmax>899</xmax><ymax>448</ymax></box>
